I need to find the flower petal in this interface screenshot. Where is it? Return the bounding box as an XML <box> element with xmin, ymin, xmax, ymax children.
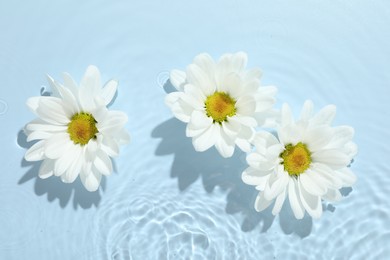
<box><xmin>38</xmin><ymin>159</ymin><xmax>54</xmax><ymax>179</ymax></box>
<box><xmin>186</xmin><ymin>64</ymin><xmax>215</xmax><ymax>95</ymax></box>
<box><xmin>312</xmin><ymin>149</ymin><xmax>351</xmax><ymax>169</ymax></box>
<box><xmin>192</xmin><ymin>124</ymin><xmax>218</xmax><ymax>152</ymax></box>
<box><xmin>254</xmin><ymin>192</ymin><xmax>273</xmax><ymax>212</ymax></box>
<box><xmin>94</xmin><ymin>151</ymin><xmax>113</xmax><ymax>176</ymax></box>
<box><xmin>272</xmin><ymin>189</ymin><xmax>286</xmax><ymax>215</ymax></box>
<box><xmin>215</xmin><ymin>128</ymin><xmax>235</xmax><ymax>158</ymax></box>
<box><xmin>36</xmin><ymin>97</ymin><xmax>69</xmax><ymax>125</ymax></box>
<box><xmin>25</xmin><ymin>140</ymin><xmax>45</xmax><ymax>161</ymax></box>
<box><xmin>186</xmin><ymin>110</ymin><xmax>212</xmax><ymax>137</ymax></box>
<box><xmin>281</xmin><ymin>103</ymin><xmax>294</xmax><ymax>127</ymax></box>
<box><xmin>311</xmin><ymin>104</ymin><xmax>336</xmax><ymax>126</ymax></box>
<box><xmin>299</xmin><ymin>170</ymin><xmax>326</xmax><ymax>196</ymax></box>
<box><xmin>101</xmin><ymin>79</ymin><xmax>118</xmax><ymax>105</ymax></box>
<box><xmin>288</xmin><ymin>179</ymin><xmax>305</xmax><ymax>219</ymax></box>
<box><xmin>45</xmin><ymin>133</ymin><xmax>71</xmax><ymax>159</ymax></box>
<box><xmin>80</xmin><ymin>169</ymin><xmax>102</xmax><ymax>192</ymax></box>
<box><xmin>299</xmin><ymin>100</ymin><xmax>314</xmax><ymax>122</ymax></box>
<box><xmin>337</xmin><ymin>167</ymin><xmax>357</xmax><ymax>187</ymax></box>
<box><xmin>170</xmin><ymin>69</ymin><xmax>186</xmax><ymax>91</ymax></box>
<box><xmin>299</xmin><ymin>181</ymin><xmax>323</xmax><ymax>219</ymax></box>
<box><xmin>242</xmin><ymin>167</ymin><xmax>271</xmax><ymax>186</ymax></box>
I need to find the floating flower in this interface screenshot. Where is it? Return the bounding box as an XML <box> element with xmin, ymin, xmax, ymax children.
<box><xmin>242</xmin><ymin>100</ymin><xmax>357</xmax><ymax>219</ymax></box>
<box><xmin>24</xmin><ymin>66</ymin><xmax>130</xmax><ymax>192</ymax></box>
<box><xmin>165</xmin><ymin>52</ymin><xmax>278</xmax><ymax>158</ymax></box>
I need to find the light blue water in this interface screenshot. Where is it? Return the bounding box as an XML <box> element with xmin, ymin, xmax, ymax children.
<box><xmin>1</xmin><ymin>0</ymin><xmax>390</xmax><ymax>259</ymax></box>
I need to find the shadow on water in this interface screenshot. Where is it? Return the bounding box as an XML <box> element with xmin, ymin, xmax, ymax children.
<box><xmin>17</xmin><ymin>130</ymin><xmax>104</xmax><ymax>209</ymax></box>
<box><xmin>152</xmin><ymin>118</ymin><xmax>316</xmax><ymax>238</ymax></box>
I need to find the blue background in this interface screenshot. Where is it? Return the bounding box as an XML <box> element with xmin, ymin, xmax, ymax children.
<box><xmin>1</xmin><ymin>0</ymin><xmax>389</xmax><ymax>259</ymax></box>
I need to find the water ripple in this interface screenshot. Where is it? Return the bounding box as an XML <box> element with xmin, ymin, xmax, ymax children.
<box><xmin>0</xmin><ymin>183</ymin><xmax>42</xmax><ymax>251</ymax></box>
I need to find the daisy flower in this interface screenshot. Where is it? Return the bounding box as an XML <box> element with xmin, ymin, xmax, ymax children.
<box><xmin>165</xmin><ymin>52</ymin><xmax>278</xmax><ymax>158</ymax></box>
<box><xmin>24</xmin><ymin>66</ymin><xmax>130</xmax><ymax>192</ymax></box>
<box><xmin>242</xmin><ymin>100</ymin><xmax>357</xmax><ymax>219</ymax></box>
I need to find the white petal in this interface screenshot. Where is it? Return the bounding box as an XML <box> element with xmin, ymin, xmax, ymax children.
<box><xmin>94</xmin><ymin>151</ymin><xmax>113</xmax><ymax>176</ymax></box>
<box><xmin>221</xmin><ymin>119</ymin><xmax>241</xmax><ymax>138</ymax></box>
<box><xmin>323</xmin><ymin>188</ymin><xmax>342</xmax><ymax>202</ymax></box>
<box><xmin>170</xmin><ymin>69</ymin><xmax>186</xmax><ymax>91</ymax></box>
<box><xmin>180</xmin><ymin>85</ymin><xmax>204</xmax><ymax>110</ymax></box>
<box><xmin>62</xmin><ymin>72</ymin><xmax>79</xmax><ymax>97</ymax></box>
<box><xmin>312</xmin><ymin>149</ymin><xmax>351</xmax><ymax>169</ymax></box>
<box><xmin>278</xmin><ymin>124</ymin><xmax>304</xmax><ymax>145</ymax></box>
<box><xmin>246</xmin><ymin>153</ymin><xmax>276</xmax><ymax>171</ymax></box>
<box><xmin>299</xmin><ymin>170</ymin><xmax>326</xmax><ymax>196</ymax></box>
<box><xmin>36</xmin><ymin>97</ymin><xmax>69</xmax><ymax>125</ymax></box>
<box><xmin>299</xmin><ymin>181</ymin><xmax>323</xmax><ymax>219</ymax></box>
<box><xmin>46</xmin><ymin>75</ymin><xmax>62</xmax><ymax>97</ymax></box>
<box><xmin>101</xmin><ymin>79</ymin><xmax>118</xmax><ymax>105</ymax></box>
<box><xmin>312</xmin><ymin>163</ymin><xmax>343</xmax><ymax>189</ymax></box>
<box><xmin>117</xmin><ymin>129</ymin><xmax>131</xmax><ymax>145</ymax></box>
<box><xmin>219</xmin><ymin>72</ymin><xmax>242</xmax><ymax>98</ymax></box>
<box><xmin>235</xmin><ymin>138</ymin><xmax>251</xmax><ymax>153</ymax></box>
<box><xmin>304</xmin><ymin>126</ymin><xmax>332</xmax><ymax>152</ymax></box>
<box><xmin>236</xmin><ymin>96</ymin><xmax>256</xmax><ymax>116</ymax></box>
<box><xmin>27</xmin><ymin>131</ymin><xmax>54</xmax><ymax>142</ymax></box>
<box><xmin>63</xmin><ymin>148</ymin><xmax>83</xmax><ymax>183</ymax></box>
<box><xmin>26</xmin><ymin>97</ymin><xmax>40</xmax><ymax>112</ymax></box>
<box><xmin>231</xmin><ymin>52</ymin><xmax>248</xmax><ymax>72</ymax></box>
<box><xmin>272</xmin><ymin>189</ymin><xmax>286</xmax><ymax>215</ymax></box>
<box><xmin>186</xmin><ymin>64</ymin><xmax>215</xmax><ymax>95</ymax></box>
<box><xmin>54</xmin><ymin>144</ymin><xmax>79</xmax><ymax>177</ymax></box>
<box><xmin>216</xmin><ymin>53</ymin><xmax>233</xmax><ymax>86</ymax></box>
<box><xmin>186</xmin><ymin>110</ymin><xmax>212</xmax><ymax>137</ymax></box>
<box><xmin>45</xmin><ymin>133</ymin><xmax>71</xmax><ymax>159</ymax></box>
<box><xmin>215</xmin><ymin>128</ymin><xmax>235</xmax><ymax>158</ymax></box>
<box><xmin>281</xmin><ymin>103</ymin><xmax>294</xmax><ymax>127</ymax></box>
<box><xmin>254</xmin><ymin>192</ymin><xmax>273</xmax><ymax>212</ymax></box>
<box><xmin>193</xmin><ymin>53</ymin><xmax>216</xmax><ymax>82</ymax></box>
<box><xmin>288</xmin><ymin>179</ymin><xmax>305</xmax><ymax>219</ymax></box>
<box><xmin>252</xmin><ymin>131</ymin><xmax>280</xmax><ymax>152</ymax></box>
<box><xmin>101</xmin><ymin>137</ymin><xmax>119</xmax><ymax>157</ymax></box>
<box><xmin>242</xmin><ymin>167</ymin><xmax>271</xmax><ymax>186</ymax></box>
<box><xmin>81</xmin><ymin>65</ymin><xmax>101</xmax><ymax>95</ymax></box>
<box><xmin>98</xmin><ymin>110</ymin><xmax>127</xmax><ymax>135</ymax></box>
<box><xmin>311</xmin><ymin>104</ymin><xmax>336</xmax><ymax>126</ymax></box>
<box><xmin>264</xmin><ymin>172</ymin><xmax>289</xmax><ymax>200</ymax></box>
<box><xmin>38</xmin><ymin>159</ymin><xmax>54</xmax><ymax>179</ymax></box>
<box><xmin>183</xmin><ymin>84</ymin><xmax>206</xmax><ymax>107</ymax></box>
<box><xmin>79</xmin><ymin>66</ymin><xmax>101</xmax><ymax>111</ymax></box>
<box><xmin>80</xmin><ymin>169</ymin><xmax>102</xmax><ymax>192</ymax></box>
<box><xmin>25</xmin><ymin>140</ymin><xmax>45</xmax><ymax>161</ymax></box>
<box><xmin>326</xmin><ymin>126</ymin><xmax>354</xmax><ymax>149</ymax></box>
<box><xmin>192</xmin><ymin>124</ymin><xmax>218</xmax><ymax>152</ymax></box>
<box><xmin>243</xmin><ymin>68</ymin><xmax>262</xmax><ymax>82</ymax></box>
<box><xmin>337</xmin><ymin>167</ymin><xmax>357</xmax><ymax>187</ymax></box>
<box><xmin>165</xmin><ymin>92</ymin><xmax>193</xmax><ymax>123</ymax></box>
<box><xmin>299</xmin><ymin>100</ymin><xmax>314</xmax><ymax>122</ymax></box>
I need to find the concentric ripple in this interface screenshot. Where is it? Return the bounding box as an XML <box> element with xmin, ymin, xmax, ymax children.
<box><xmin>90</xmin><ymin>182</ymin><xmax>275</xmax><ymax>259</ymax></box>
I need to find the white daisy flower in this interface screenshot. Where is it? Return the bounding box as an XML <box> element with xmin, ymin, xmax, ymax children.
<box><xmin>24</xmin><ymin>66</ymin><xmax>130</xmax><ymax>192</ymax></box>
<box><xmin>165</xmin><ymin>52</ymin><xmax>278</xmax><ymax>158</ymax></box>
<box><xmin>242</xmin><ymin>100</ymin><xmax>357</xmax><ymax>219</ymax></box>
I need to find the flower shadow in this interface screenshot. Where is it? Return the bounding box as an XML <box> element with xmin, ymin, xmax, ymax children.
<box><xmin>152</xmin><ymin>118</ymin><xmax>278</xmax><ymax>233</ymax></box>
<box><xmin>17</xmin><ymin>130</ymin><xmax>104</xmax><ymax>209</ymax></box>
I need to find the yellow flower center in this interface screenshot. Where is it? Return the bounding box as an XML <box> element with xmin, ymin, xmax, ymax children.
<box><xmin>205</xmin><ymin>92</ymin><xmax>236</xmax><ymax>124</ymax></box>
<box><xmin>67</xmin><ymin>112</ymin><xmax>98</xmax><ymax>145</ymax></box>
<box><xmin>280</xmin><ymin>142</ymin><xmax>311</xmax><ymax>176</ymax></box>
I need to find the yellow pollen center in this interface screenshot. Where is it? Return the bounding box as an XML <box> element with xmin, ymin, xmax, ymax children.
<box><xmin>280</xmin><ymin>142</ymin><xmax>312</xmax><ymax>176</ymax></box>
<box><xmin>67</xmin><ymin>112</ymin><xmax>98</xmax><ymax>145</ymax></box>
<box><xmin>205</xmin><ymin>92</ymin><xmax>236</xmax><ymax>124</ymax></box>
